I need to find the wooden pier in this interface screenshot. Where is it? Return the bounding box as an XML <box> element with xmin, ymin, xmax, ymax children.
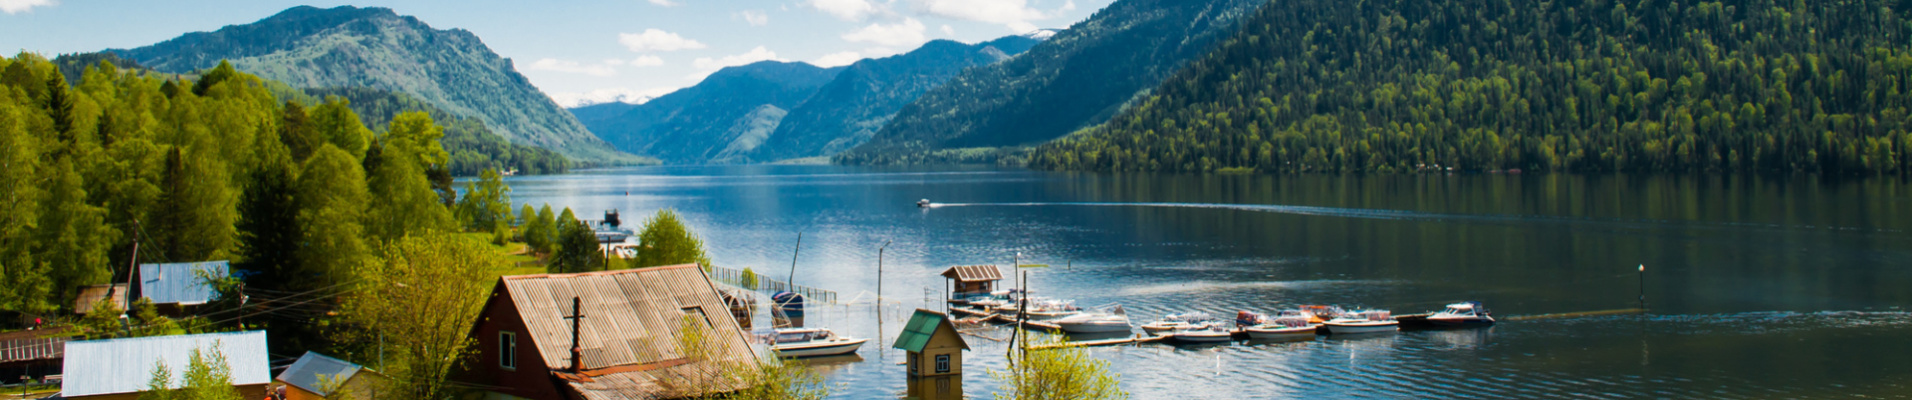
<box><xmin>1030</xmin><ymin>334</ymin><xmax>1168</xmax><ymax>350</ymax></box>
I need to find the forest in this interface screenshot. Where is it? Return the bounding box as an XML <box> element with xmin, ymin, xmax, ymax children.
<box><xmin>1029</xmin><ymin>0</ymin><xmax>1912</xmax><ymax>174</ymax></box>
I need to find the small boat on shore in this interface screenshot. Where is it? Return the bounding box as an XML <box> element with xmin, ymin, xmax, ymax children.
<box><xmin>1168</xmin><ymin>325</ymin><xmax>1235</xmax><ymax>343</ymax></box>
<box><xmin>1426</xmin><ymin>301</ymin><xmax>1495</xmax><ymax>327</ymax></box>
<box><xmin>1053</xmin><ymin>305</ymin><xmax>1132</xmax><ymax>333</ymax></box>
<box><xmin>1142</xmin><ymin>312</ymin><xmax>1216</xmax><ymax>336</ymax></box>
<box><xmin>1323</xmin><ymin>310</ymin><xmax>1399</xmax><ymax>334</ymax></box>
<box><xmin>770</xmin><ymin>328</ymin><xmax>868</xmax><ymax>358</ymax></box>
<box><xmin>1243</xmin><ymin>316</ymin><xmax>1321</xmax><ymax>341</ymax></box>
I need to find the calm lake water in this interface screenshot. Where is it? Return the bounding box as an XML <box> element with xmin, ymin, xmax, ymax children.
<box><xmin>502</xmin><ymin>166</ymin><xmax>1912</xmax><ymax>399</ymax></box>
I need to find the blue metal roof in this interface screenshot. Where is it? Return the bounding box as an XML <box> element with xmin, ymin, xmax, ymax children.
<box><xmin>61</xmin><ymin>331</ymin><xmax>270</xmax><ymax>397</ymax></box>
<box><xmin>275</xmin><ymin>352</ymin><xmax>364</xmax><ymax>396</ymax></box>
<box><xmin>140</xmin><ymin>261</ymin><xmax>229</xmax><ymax>305</ymax></box>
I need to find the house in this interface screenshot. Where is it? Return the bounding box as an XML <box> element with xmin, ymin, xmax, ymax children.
<box><xmin>940</xmin><ymin>265</ymin><xmax>1002</xmax><ymax>300</ymax></box>
<box><xmin>138</xmin><ymin>261</ymin><xmax>230</xmax><ymax>313</ymax></box>
<box><xmin>456</xmin><ymin>264</ymin><xmax>758</xmax><ymax>400</ymax></box>
<box><xmin>60</xmin><ymin>331</ymin><xmax>270</xmax><ymax>400</ymax></box>
<box><xmin>893</xmin><ymin>309</ymin><xmax>969</xmax><ymax>378</ymax></box>
<box><xmin>274</xmin><ymin>352</ymin><xmax>389</xmax><ymax>400</ymax></box>
<box><xmin>72</xmin><ymin>284</ymin><xmax>129</xmax><ymax>314</ymax></box>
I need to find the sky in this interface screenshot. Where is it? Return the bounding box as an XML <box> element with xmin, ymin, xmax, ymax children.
<box><xmin>0</xmin><ymin>0</ymin><xmax>1113</xmax><ymax>107</ymax></box>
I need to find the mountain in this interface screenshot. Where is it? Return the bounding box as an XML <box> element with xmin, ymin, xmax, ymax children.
<box><xmin>735</xmin><ymin>36</ymin><xmax>1041</xmax><ymax>163</ymax></box>
<box><xmin>834</xmin><ymin>0</ymin><xmax>1268</xmax><ymax>165</ymax></box>
<box><xmin>303</xmin><ymin>87</ymin><xmax>571</xmax><ymax>176</ymax></box>
<box><xmin>579</xmin><ymin>61</ymin><xmax>843</xmax><ymax>163</ymax></box>
<box><xmin>1029</xmin><ymin>0</ymin><xmax>1912</xmax><ymax>175</ymax></box>
<box><xmin>107</xmin><ymin>5</ymin><xmax>642</xmax><ymax>164</ymax></box>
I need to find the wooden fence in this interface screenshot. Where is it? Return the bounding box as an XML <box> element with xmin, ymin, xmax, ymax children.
<box><xmin>706</xmin><ymin>265</ymin><xmax>837</xmax><ymax>304</ymax></box>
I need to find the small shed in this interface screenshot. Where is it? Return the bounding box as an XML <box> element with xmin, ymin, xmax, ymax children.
<box><xmin>893</xmin><ymin>309</ymin><xmax>969</xmax><ymax>378</ymax></box>
<box><xmin>62</xmin><ymin>331</ymin><xmax>270</xmax><ymax>400</ymax></box>
<box><xmin>940</xmin><ymin>265</ymin><xmax>1002</xmax><ymax>300</ymax></box>
<box><xmin>138</xmin><ymin>261</ymin><xmax>230</xmax><ymax>309</ymax></box>
<box><xmin>73</xmin><ymin>284</ymin><xmax>129</xmax><ymax>314</ymax></box>
<box><xmin>274</xmin><ymin>352</ymin><xmax>389</xmax><ymax>400</ymax></box>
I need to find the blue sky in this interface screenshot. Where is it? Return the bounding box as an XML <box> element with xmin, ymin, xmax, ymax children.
<box><xmin>0</xmin><ymin>0</ymin><xmax>1113</xmax><ymax>107</ymax></box>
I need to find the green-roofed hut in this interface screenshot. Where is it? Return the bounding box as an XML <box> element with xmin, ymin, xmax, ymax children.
<box><xmin>893</xmin><ymin>309</ymin><xmax>969</xmax><ymax>377</ymax></box>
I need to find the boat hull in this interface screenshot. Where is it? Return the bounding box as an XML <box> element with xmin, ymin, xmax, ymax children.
<box><xmin>1024</xmin><ymin>311</ymin><xmax>1081</xmax><ymax>320</ymax></box>
<box><xmin>1170</xmin><ymin>332</ymin><xmax>1235</xmax><ymax>343</ymax></box>
<box><xmin>1426</xmin><ymin>317</ymin><xmax>1495</xmax><ymax>327</ymax></box>
<box><xmin>1323</xmin><ymin>322</ymin><xmax>1399</xmax><ymax>334</ymax></box>
<box><xmin>1056</xmin><ymin>321</ymin><xmax>1132</xmax><ymax>334</ymax></box>
<box><xmin>1244</xmin><ymin>326</ymin><xmax>1320</xmax><ymax>340</ymax></box>
<box><xmin>775</xmin><ymin>338</ymin><xmax>867</xmax><ymax>358</ymax></box>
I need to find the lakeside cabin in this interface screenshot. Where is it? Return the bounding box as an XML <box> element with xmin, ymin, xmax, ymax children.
<box><xmin>60</xmin><ymin>331</ymin><xmax>270</xmax><ymax>400</ymax></box>
<box><xmin>455</xmin><ymin>264</ymin><xmax>757</xmax><ymax>400</ymax></box>
<box><xmin>274</xmin><ymin>352</ymin><xmax>389</xmax><ymax>400</ymax></box>
<box><xmin>72</xmin><ymin>284</ymin><xmax>129</xmax><ymax>315</ymax></box>
<box><xmin>940</xmin><ymin>265</ymin><xmax>1003</xmax><ymax>300</ymax></box>
<box><xmin>138</xmin><ymin>261</ymin><xmax>230</xmax><ymax>315</ymax></box>
<box><xmin>894</xmin><ymin>309</ymin><xmax>969</xmax><ymax>378</ymax></box>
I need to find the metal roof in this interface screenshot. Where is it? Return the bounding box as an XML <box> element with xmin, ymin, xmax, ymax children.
<box><xmin>139</xmin><ymin>261</ymin><xmax>230</xmax><ymax>305</ymax></box>
<box><xmin>275</xmin><ymin>352</ymin><xmax>365</xmax><ymax>396</ymax></box>
<box><xmin>74</xmin><ymin>284</ymin><xmax>129</xmax><ymax>314</ymax></box>
<box><xmin>940</xmin><ymin>265</ymin><xmax>1003</xmax><ymax>282</ymax></box>
<box><xmin>893</xmin><ymin>309</ymin><xmax>966</xmax><ymax>353</ymax></box>
<box><xmin>0</xmin><ymin>327</ymin><xmax>75</xmax><ymax>364</ymax></box>
<box><xmin>62</xmin><ymin>331</ymin><xmax>270</xmax><ymax>397</ymax></box>
<box><xmin>494</xmin><ymin>264</ymin><xmax>756</xmax><ymax>399</ymax></box>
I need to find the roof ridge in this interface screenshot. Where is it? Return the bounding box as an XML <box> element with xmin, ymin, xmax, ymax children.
<box><xmin>501</xmin><ymin>264</ymin><xmax>700</xmax><ymax>281</ymax></box>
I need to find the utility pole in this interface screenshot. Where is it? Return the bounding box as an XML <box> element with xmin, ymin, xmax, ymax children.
<box><xmin>123</xmin><ymin>219</ymin><xmax>141</xmax><ymax>336</ymax></box>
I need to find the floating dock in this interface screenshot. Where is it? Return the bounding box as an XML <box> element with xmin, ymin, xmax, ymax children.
<box><xmin>1029</xmin><ymin>334</ymin><xmax>1168</xmax><ymax>350</ymax></box>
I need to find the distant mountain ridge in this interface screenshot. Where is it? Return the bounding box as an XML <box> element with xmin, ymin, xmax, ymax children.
<box><xmin>574</xmin><ymin>35</ymin><xmax>1041</xmax><ymax>164</ymax></box>
<box><xmin>108</xmin><ymin>5</ymin><xmax>642</xmax><ymax>164</ymax></box>
<box><xmin>835</xmin><ymin>0</ymin><xmax>1268</xmax><ymax>165</ymax></box>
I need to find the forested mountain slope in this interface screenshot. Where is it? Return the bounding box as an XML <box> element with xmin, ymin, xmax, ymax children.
<box><xmin>108</xmin><ymin>5</ymin><xmax>641</xmax><ymax>164</ymax></box>
<box><xmin>1030</xmin><ymin>0</ymin><xmax>1912</xmax><ymax>174</ymax></box>
<box><xmin>834</xmin><ymin>0</ymin><xmax>1268</xmax><ymax>165</ymax></box>
<box><xmin>578</xmin><ymin>61</ymin><xmax>843</xmax><ymax>164</ymax></box>
<box><xmin>304</xmin><ymin>87</ymin><xmax>570</xmax><ymax>175</ymax></box>
<box><xmin>738</xmin><ymin>36</ymin><xmax>1040</xmax><ymax>163</ymax></box>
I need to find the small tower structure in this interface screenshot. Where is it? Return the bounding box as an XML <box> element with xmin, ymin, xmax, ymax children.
<box><xmin>894</xmin><ymin>309</ymin><xmax>970</xmax><ymax>377</ymax></box>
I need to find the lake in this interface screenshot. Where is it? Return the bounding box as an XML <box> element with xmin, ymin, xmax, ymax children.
<box><xmin>503</xmin><ymin>166</ymin><xmax>1912</xmax><ymax>399</ymax></box>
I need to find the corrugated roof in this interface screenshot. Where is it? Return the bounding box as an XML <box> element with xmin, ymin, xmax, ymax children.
<box><xmin>496</xmin><ymin>264</ymin><xmax>756</xmax><ymax>399</ymax></box>
<box><xmin>275</xmin><ymin>352</ymin><xmax>363</xmax><ymax>396</ymax></box>
<box><xmin>940</xmin><ymin>265</ymin><xmax>1003</xmax><ymax>282</ymax></box>
<box><xmin>74</xmin><ymin>284</ymin><xmax>129</xmax><ymax>314</ymax></box>
<box><xmin>62</xmin><ymin>331</ymin><xmax>270</xmax><ymax>397</ymax></box>
<box><xmin>893</xmin><ymin>309</ymin><xmax>962</xmax><ymax>353</ymax></box>
<box><xmin>139</xmin><ymin>261</ymin><xmax>229</xmax><ymax>305</ymax></box>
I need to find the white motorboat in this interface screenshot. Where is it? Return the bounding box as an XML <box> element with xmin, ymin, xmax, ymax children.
<box><xmin>769</xmin><ymin>328</ymin><xmax>868</xmax><ymax>358</ymax></box>
<box><xmin>1426</xmin><ymin>301</ymin><xmax>1495</xmax><ymax>327</ymax></box>
<box><xmin>1167</xmin><ymin>325</ymin><xmax>1235</xmax><ymax>343</ymax></box>
<box><xmin>1142</xmin><ymin>312</ymin><xmax>1216</xmax><ymax>335</ymax></box>
<box><xmin>1052</xmin><ymin>305</ymin><xmax>1133</xmax><ymax>333</ymax></box>
<box><xmin>1323</xmin><ymin>310</ymin><xmax>1400</xmax><ymax>334</ymax></box>
<box><xmin>1021</xmin><ymin>298</ymin><xmax>1083</xmax><ymax>320</ymax></box>
<box><xmin>1243</xmin><ymin>316</ymin><xmax>1320</xmax><ymax>340</ymax></box>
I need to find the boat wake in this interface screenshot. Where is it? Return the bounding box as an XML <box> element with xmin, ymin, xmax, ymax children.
<box><xmin>1116</xmin><ymin>279</ymin><xmax>1392</xmax><ymax>297</ymax></box>
<box><xmin>927</xmin><ymin>201</ymin><xmax>1901</xmax><ymax>234</ymax></box>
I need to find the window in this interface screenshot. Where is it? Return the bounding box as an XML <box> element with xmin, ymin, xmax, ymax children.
<box><xmin>935</xmin><ymin>354</ymin><xmax>950</xmax><ymax>373</ymax></box>
<box><xmin>499</xmin><ymin>331</ymin><xmax>517</xmax><ymax>370</ymax></box>
<box><xmin>908</xmin><ymin>356</ymin><xmax>919</xmax><ymax>374</ymax></box>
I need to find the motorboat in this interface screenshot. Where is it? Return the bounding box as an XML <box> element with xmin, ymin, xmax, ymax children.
<box><xmin>1323</xmin><ymin>310</ymin><xmax>1400</xmax><ymax>334</ymax></box>
<box><xmin>1021</xmin><ymin>298</ymin><xmax>1083</xmax><ymax>320</ymax></box>
<box><xmin>1142</xmin><ymin>312</ymin><xmax>1216</xmax><ymax>336</ymax></box>
<box><xmin>1052</xmin><ymin>305</ymin><xmax>1133</xmax><ymax>334</ymax></box>
<box><xmin>1426</xmin><ymin>301</ymin><xmax>1495</xmax><ymax>327</ymax></box>
<box><xmin>917</xmin><ymin>199</ymin><xmax>932</xmax><ymax>208</ymax></box>
<box><xmin>1243</xmin><ymin>316</ymin><xmax>1321</xmax><ymax>341</ymax></box>
<box><xmin>1167</xmin><ymin>325</ymin><xmax>1235</xmax><ymax>343</ymax></box>
<box><xmin>769</xmin><ymin>327</ymin><xmax>868</xmax><ymax>358</ymax></box>
<box><xmin>1298</xmin><ymin>305</ymin><xmax>1350</xmax><ymax>324</ymax></box>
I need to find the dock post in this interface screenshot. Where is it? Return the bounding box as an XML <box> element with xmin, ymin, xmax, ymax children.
<box><xmin>1637</xmin><ymin>264</ymin><xmax>1646</xmax><ymax>311</ymax></box>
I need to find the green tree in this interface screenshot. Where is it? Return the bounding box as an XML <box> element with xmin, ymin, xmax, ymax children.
<box><xmin>338</xmin><ymin>233</ymin><xmax>503</xmax><ymax>399</ymax></box>
<box><xmin>0</xmin><ymin>99</ymin><xmax>48</xmax><ymax>312</ymax></box>
<box><xmin>137</xmin><ymin>346</ymin><xmax>245</xmax><ymax>400</ymax></box>
<box><xmin>631</xmin><ymin>209</ymin><xmax>710</xmax><ymax>269</ymax></box>
<box><xmin>297</xmin><ymin>145</ymin><xmax>371</xmax><ymax>287</ymax></box>
<box><xmin>661</xmin><ymin>315</ymin><xmax>829</xmax><ymax>400</ymax></box>
<box><xmin>34</xmin><ymin>157</ymin><xmax>114</xmax><ymax>311</ymax></box>
<box><xmin>235</xmin><ymin>159</ymin><xmax>301</xmax><ymax>291</ymax></box>
<box><xmin>549</xmin><ymin>208</ymin><xmax>602</xmax><ymax>274</ymax></box>
<box><xmin>454</xmin><ymin>168</ymin><xmax>511</xmax><ymax>232</ymax></box>
<box><xmin>528</xmin><ymin>204</ymin><xmax>557</xmax><ymax>255</ymax></box>
<box><xmin>990</xmin><ymin>337</ymin><xmax>1128</xmax><ymax>400</ymax></box>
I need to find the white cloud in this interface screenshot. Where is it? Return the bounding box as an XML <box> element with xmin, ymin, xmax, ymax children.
<box><xmin>841</xmin><ymin>18</ymin><xmax>926</xmax><ymax>47</ymax></box>
<box><xmin>524</xmin><ymin>58</ymin><xmax>618</xmax><ymax>77</ymax></box>
<box><xmin>692</xmin><ymin>46</ymin><xmax>783</xmax><ymax>70</ymax></box>
<box><xmin>941</xmin><ymin>24</ymin><xmax>956</xmax><ymax>36</ymax></box>
<box><xmin>740</xmin><ymin>10</ymin><xmax>769</xmax><ymax>26</ymax></box>
<box><xmin>808</xmin><ymin>0</ymin><xmax>876</xmax><ymax>21</ymax></box>
<box><xmin>811</xmin><ymin>51</ymin><xmax>864</xmax><ymax>68</ymax></box>
<box><xmin>920</xmin><ymin>0</ymin><xmax>1048</xmax><ymax>32</ymax></box>
<box><xmin>0</xmin><ymin>0</ymin><xmax>55</xmax><ymax>14</ymax></box>
<box><xmin>551</xmin><ymin>87</ymin><xmax>677</xmax><ymax>108</ymax></box>
<box><xmin>630</xmin><ymin>55</ymin><xmax>665</xmax><ymax>67</ymax></box>
<box><xmin>618</xmin><ymin>29</ymin><xmax>708</xmax><ymax>52</ymax></box>
<box><xmin>646</xmin><ymin>0</ymin><xmax>679</xmax><ymax>6</ymax></box>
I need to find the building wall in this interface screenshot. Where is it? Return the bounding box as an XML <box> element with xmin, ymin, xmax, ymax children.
<box><xmin>69</xmin><ymin>384</ymin><xmax>266</xmax><ymax>400</ymax></box>
<box><xmin>909</xmin><ymin>322</ymin><xmax>967</xmax><ymax>377</ymax></box>
<box><xmin>457</xmin><ymin>288</ymin><xmax>565</xmax><ymax>400</ymax></box>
